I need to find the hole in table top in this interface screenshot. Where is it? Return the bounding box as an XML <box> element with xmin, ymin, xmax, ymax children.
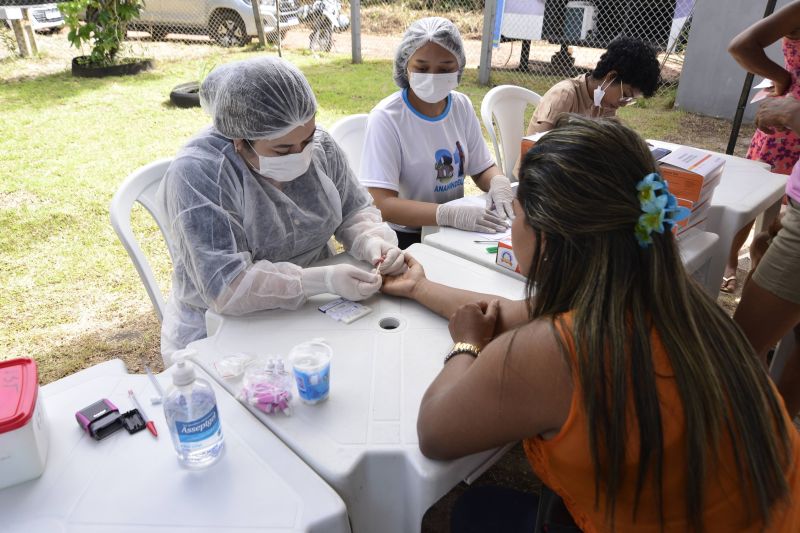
<box><xmin>379</xmin><ymin>317</ymin><xmax>400</xmax><ymax>330</ymax></box>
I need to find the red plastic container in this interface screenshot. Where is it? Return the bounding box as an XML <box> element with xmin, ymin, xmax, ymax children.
<box><xmin>0</xmin><ymin>358</ymin><xmax>49</xmax><ymax>490</ymax></box>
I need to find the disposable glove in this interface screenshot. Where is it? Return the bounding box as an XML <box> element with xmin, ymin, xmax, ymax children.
<box><xmin>486</xmin><ymin>175</ymin><xmax>515</xmax><ymax>221</ymax></box>
<box><xmin>363</xmin><ymin>238</ymin><xmax>406</xmax><ymax>275</ymax></box>
<box><xmin>436</xmin><ymin>204</ymin><xmax>507</xmax><ymax>233</ymax></box>
<box><xmin>301</xmin><ymin>265</ymin><xmax>382</xmax><ymax>301</ymax></box>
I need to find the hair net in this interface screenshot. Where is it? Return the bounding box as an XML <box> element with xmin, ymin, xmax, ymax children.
<box><xmin>156</xmin><ymin>127</ymin><xmax>396</xmax><ymax>362</ymax></box>
<box><xmin>393</xmin><ymin>17</ymin><xmax>466</xmax><ymax>89</ymax></box>
<box><xmin>200</xmin><ymin>56</ymin><xmax>317</xmax><ymax>140</ymax></box>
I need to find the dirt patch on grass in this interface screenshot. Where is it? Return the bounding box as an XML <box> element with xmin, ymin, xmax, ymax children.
<box><xmin>0</xmin><ymin>29</ymin><xmax>234</xmax><ymax>81</ymax></box>
<box><xmin>0</xmin><ymin>190</ymin><xmax>46</xmax><ymax>209</ymax></box>
<box><xmin>360</xmin><ymin>4</ymin><xmax>483</xmax><ymax>37</ymax></box>
<box><xmin>33</xmin><ymin>307</ymin><xmax>163</xmax><ymax>384</ymax></box>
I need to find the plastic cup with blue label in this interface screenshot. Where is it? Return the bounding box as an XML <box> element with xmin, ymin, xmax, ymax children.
<box><xmin>289</xmin><ymin>339</ymin><xmax>332</xmax><ymax>404</ymax></box>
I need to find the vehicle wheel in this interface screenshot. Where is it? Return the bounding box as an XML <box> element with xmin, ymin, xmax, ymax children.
<box><xmin>209</xmin><ymin>10</ymin><xmax>248</xmax><ymax>47</ymax></box>
<box><xmin>170</xmin><ymin>82</ymin><xmax>201</xmax><ymax>108</ymax></box>
<box><xmin>309</xmin><ymin>26</ymin><xmax>332</xmax><ymax>52</ymax></box>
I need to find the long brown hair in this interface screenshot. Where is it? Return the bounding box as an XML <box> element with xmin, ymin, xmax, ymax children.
<box><xmin>517</xmin><ymin>115</ymin><xmax>791</xmax><ymax>530</ymax></box>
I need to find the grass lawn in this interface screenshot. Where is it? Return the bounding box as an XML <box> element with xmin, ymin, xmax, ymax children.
<box><xmin>0</xmin><ymin>48</ymin><xmax>755</xmax><ymax>384</ymax></box>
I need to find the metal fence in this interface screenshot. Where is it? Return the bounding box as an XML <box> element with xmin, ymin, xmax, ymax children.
<box><xmin>3</xmin><ymin>0</ymin><xmax>693</xmax><ymax>96</ymax></box>
<box><xmin>479</xmin><ymin>0</ymin><xmax>694</xmax><ymax>96</ymax></box>
<box><xmin>344</xmin><ymin>0</ymin><xmax>694</xmax><ymax>97</ymax></box>
<box><xmin>129</xmin><ymin>0</ymin><xmax>355</xmax><ymax>54</ymax></box>
<box><xmin>123</xmin><ymin>0</ymin><xmax>691</xmax><ymax>96</ymax></box>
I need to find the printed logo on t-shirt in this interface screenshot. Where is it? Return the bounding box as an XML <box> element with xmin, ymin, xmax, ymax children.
<box><xmin>433</xmin><ymin>141</ymin><xmax>465</xmax><ymax>193</ymax></box>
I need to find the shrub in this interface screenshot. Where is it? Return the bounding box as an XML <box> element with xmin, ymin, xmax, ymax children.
<box><xmin>59</xmin><ymin>0</ymin><xmax>144</xmax><ymax>65</ymax></box>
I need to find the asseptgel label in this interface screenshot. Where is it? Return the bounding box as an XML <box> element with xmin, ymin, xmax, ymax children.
<box><xmin>175</xmin><ymin>406</ymin><xmax>220</xmax><ymax>443</ymax></box>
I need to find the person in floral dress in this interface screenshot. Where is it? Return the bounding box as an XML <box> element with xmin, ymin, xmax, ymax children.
<box><xmin>724</xmin><ymin>27</ymin><xmax>800</xmax><ymax>293</ymax></box>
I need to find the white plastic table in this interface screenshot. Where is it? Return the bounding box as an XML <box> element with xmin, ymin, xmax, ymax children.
<box><xmin>189</xmin><ymin>243</ymin><xmax>527</xmax><ymax>533</ymax></box>
<box><xmin>0</xmin><ymin>359</ymin><xmax>350</xmax><ymax>533</ymax></box>
<box><xmin>421</xmin><ymin>210</ymin><xmax>721</xmax><ymax>295</ymax></box>
<box><xmin>648</xmin><ymin>140</ymin><xmax>787</xmax><ymax>296</ymax></box>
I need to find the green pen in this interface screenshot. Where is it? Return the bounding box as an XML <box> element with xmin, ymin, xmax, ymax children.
<box><xmin>486</xmin><ymin>246</ymin><xmax>498</xmax><ymax>254</ymax></box>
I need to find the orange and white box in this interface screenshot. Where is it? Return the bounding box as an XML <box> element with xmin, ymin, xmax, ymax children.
<box><xmin>495</xmin><ymin>239</ymin><xmax>521</xmax><ymax>274</ymax></box>
<box><xmin>657</xmin><ymin>146</ymin><xmax>725</xmax><ymax>239</ymax></box>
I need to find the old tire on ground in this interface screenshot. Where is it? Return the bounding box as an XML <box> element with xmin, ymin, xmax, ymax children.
<box><xmin>170</xmin><ymin>81</ymin><xmax>201</xmax><ymax>108</ymax></box>
<box><xmin>71</xmin><ymin>57</ymin><xmax>153</xmax><ymax>78</ymax></box>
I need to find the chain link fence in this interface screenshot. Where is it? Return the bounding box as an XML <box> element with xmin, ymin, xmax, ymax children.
<box><xmin>2</xmin><ymin>0</ymin><xmax>693</xmax><ymax>98</ymax></box>
<box><xmin>342</xmin><ymin>0</ymin><xmax>694</xmax><ymax>97</ymax></box>
<box><xmin>3</xmin><ymin>0</ymin><xmax>354</xmax><ymax>53</ymax></box>
<box><xmin>119</xmin><ymin>1</ymin><xmax>302</xmax><ymax>48</ymax></box>
<box><xmin>487</xmin><ymin>0</ymin><xmax>694</xmax><ymax>97</ymax></box>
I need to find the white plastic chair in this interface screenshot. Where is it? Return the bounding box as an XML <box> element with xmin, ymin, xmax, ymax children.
<box><xmin>110</xmin><ymin>158</ymin><xmax>174</xmax><ymax>323</ymax></box>
<box><xmin>480</xmin><ymin>85</ymin><xmax>541</xmax><ymax>180</ymax></box>
<box><xmin>329</xmin><ymin>113</ymin><xmax>369</xmax><ymax>178</ymax></box>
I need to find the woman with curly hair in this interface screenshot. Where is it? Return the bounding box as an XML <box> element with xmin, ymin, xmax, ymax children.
<box><xmin>524</xmin><ymin>36</ymin><xmax>660</xmax><ymax>135</ymax></box>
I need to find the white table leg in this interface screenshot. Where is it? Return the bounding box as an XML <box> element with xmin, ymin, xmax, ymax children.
<box><xmin>754</xmin><ymin>198</ymin><xmax>782</xmax><ymax>235</ymax></box>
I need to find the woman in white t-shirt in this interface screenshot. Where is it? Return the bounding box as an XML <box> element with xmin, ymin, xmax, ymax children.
<box><xmin>360</xmin><ymin>17</ymin><xmax>514</xmax><ymax>248</ymax></box>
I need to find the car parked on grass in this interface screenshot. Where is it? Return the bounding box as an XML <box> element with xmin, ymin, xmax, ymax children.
<box><xmin>129</xmin><ymin>0</ymin><xmax>300</xmax><ymax>47</ymax></box>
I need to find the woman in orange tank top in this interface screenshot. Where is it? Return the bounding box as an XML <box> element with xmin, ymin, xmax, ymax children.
<box><xmin>381</xmin><ymin>115</ymin><xmax>800</xmax><ymax>532</ymax></box>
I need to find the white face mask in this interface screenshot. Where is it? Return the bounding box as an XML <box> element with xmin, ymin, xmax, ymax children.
<box><xmin>409</xmin><ymin>72</ymin><xmax>459</xmax><ymax>104</ymax></box>
<box><xmin>593</xmin><ymin>76</ymin><xmax>616</xmax><ymax>107</ymax></box>
<box><xmin>248</xmin><ymin>140</ymin><xmax>315</xmax><ymax>182</ymax></box>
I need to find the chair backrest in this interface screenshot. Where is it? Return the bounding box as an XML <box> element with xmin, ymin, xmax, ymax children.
<box><xmin>109</xmin><ymin>158</ymin><xmax>174</xmax><ymax>323</ymax></box>
<box><xmin>480</xmin><ymin>85</ymin><xmax>541</xmax><ymax>180</ymax></box>
<box><xmin>329</xmin><ymin>113</ymin><xmax>369</xmax><ymax>177</ymax></box>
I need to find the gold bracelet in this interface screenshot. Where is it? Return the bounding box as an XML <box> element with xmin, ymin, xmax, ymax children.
<box><xmin>443</xmin><ymin>342</ymin><xmax>481</xmax><ymax>365</ymax></box>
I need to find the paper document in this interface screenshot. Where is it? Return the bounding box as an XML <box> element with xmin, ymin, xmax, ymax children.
<box><xmin>750</xmin><ymin>78</ymin><xmax>775</xmax><ymax>104</ymax></box>
<box><xmin>751</xmin><ymin>88</ymin><xmax>773</xmax><ymax>104</ymax></box>
<box><xmin>445</xmin><ymin>195</ymin><xmax>485</xmax><ymax>208</ymax></box>
<box><xmin>659</xmin><ymin>146</ymin><xmax>725</xmax><ymax>177</ymax></box>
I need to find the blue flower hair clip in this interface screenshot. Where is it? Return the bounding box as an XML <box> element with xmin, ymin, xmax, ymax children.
<box><xmin>634</xmin><ymin>172</ymin><xmax>691</xmax><ymax>247</ymax></box>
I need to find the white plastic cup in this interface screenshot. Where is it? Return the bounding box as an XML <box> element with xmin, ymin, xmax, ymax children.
<box><xmin>289</xmin><ymin>340</ymin><xmax>332</xmax><ymax>404</ymax></box>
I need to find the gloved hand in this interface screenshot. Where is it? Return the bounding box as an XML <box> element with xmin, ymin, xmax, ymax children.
<box><xmin>301</xmin><ymin>265</ymin><xmax>382</xmax><ymax>301</ymax></box>
<box><xmin>436</xmin><ymin>203</ymin><xmax>507</xmax><ymax>233</ymax></box>
<box><xmin>363</xmin><ymin>238</ymin><xmax>406</xmax><ymax>275</ymax></box>
<box><xmin>487</xmin><ymin>175</ymin><xmax>515</xmax><ymax>221</ymax></box>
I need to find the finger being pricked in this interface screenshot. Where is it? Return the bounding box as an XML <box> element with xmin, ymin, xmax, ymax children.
<box><xmin>379</xmin><ymin>248</ymin><xmax>406</xmax><ymax>275</ymax></box>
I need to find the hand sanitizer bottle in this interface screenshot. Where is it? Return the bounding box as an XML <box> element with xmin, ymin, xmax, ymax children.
<box><xmin>163</xmin><ymin>349</ymin><xmax>224</xmax><ymax>468</ymax></box>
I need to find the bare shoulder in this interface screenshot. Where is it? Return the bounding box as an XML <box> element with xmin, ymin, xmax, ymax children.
<box><xmin>485</xmin><ymin>318</ymin><xmax>574</xmax><ymax>435</ymax></box>
<box><xmin>735</xmin><ymin>2</ymin><xmax>800</xmax><ymax>46</ymax></box>
<box><xmin>504</xmin><ymin>319</ymin><xmax>571</xmax><ymax>378</ymax></box>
